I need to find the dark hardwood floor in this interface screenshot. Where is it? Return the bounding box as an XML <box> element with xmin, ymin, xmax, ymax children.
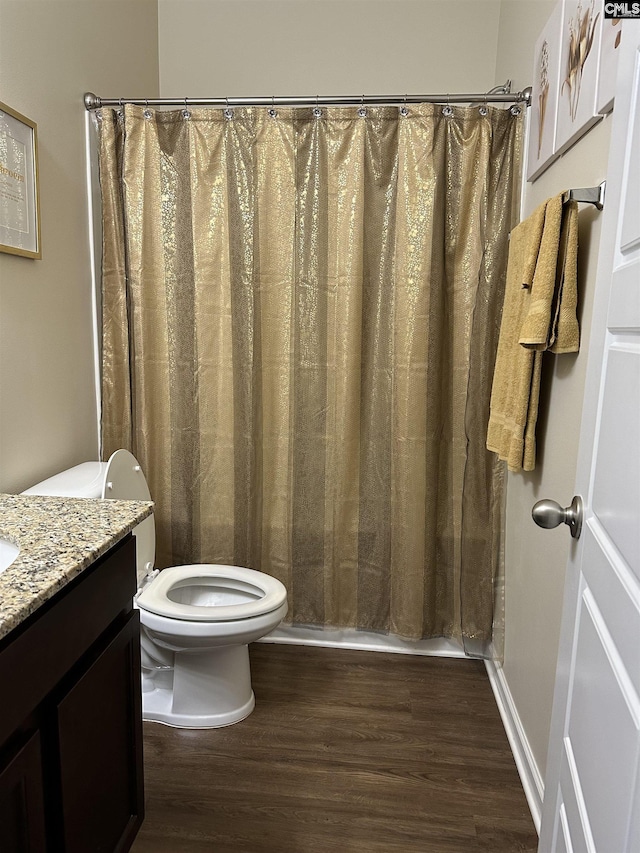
<box><xmin>130</xmin><ymin>644</ymin><xmax>538</xmax><ymax>853</ymax></box>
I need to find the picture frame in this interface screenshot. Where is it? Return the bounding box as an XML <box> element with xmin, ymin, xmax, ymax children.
<box><xmin>555</xmin><ymin>0</ymin><xmax>603</xmax><ymax>156</ymax></box>
<box><xmin>596</xmin><ymin>16</ymin><xmax>622</xmax><ymax>114</ymax></box>
<box><xmin>0</xmin><ymin>101</ymin><xmax>41</xmax><ymax>259</ymax></box>
<box><xmin>527</xmin><ymin>0</ymin><xmax>564</xmax><ymax>182</ymax></box>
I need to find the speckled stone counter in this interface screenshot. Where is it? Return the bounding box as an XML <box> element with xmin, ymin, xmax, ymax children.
<box><xmin>0</xmin><ymin>494</ymin><xmax>153</xmax><ymax>642</ymax></box>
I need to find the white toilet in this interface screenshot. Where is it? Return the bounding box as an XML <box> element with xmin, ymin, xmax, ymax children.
<box><xmin>23</xmin><ymin>449</ymin><xmax>288</xmax><ymax>728</ymax></box>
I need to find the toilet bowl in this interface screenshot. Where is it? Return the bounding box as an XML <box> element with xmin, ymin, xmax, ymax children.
<box><xmin>23</xmin><ymin>449</ymin><xmax>288</xmax><ymax>728</ymax></box>
<box><xmin>136</xmin><ymin>564</ymin><xmax>287</xmax><ymax>727</ymax></box>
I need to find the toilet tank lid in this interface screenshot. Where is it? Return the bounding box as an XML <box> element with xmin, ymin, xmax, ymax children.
<box><xmin>103</xmin><ymin>450</ymin><xmax>155</xmax><ymax>579</ymax></box>
<box><xmin>22</xmin><ymin>462</ymin><xmax>107</xmax><ymax>498</ymax></box>
<box><xmin>103</xmin><ymin>449</ymin><xmax>151</xmax><ymax>502</ymax></box>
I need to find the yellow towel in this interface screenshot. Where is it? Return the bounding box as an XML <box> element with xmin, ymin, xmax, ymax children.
<box><xmin>519</xmin><ymin>197</ymin><xmax>580</xmax><ymax>353</ymax></box>
<box><xmin>487</xmin><ymin>194</ymin><xmax>580</xmax><ymax>472</ymax></box>
<box><xmin>550</xmin><ymin>201</ymin><xmax>579</xmax><ymax>353</ymax></box>
<box><xmin>486</xmin><ymin>222</ymin><xmax>541</xmax><ymax>472</ymax></box>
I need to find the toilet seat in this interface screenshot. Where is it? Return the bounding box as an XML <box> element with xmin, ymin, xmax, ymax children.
<box><xmin>136</xmin><ymin>564</ymin><xmax>287</xmax><ymax>622</ymax></box>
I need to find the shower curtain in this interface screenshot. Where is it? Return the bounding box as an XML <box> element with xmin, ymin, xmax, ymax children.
<box><xmin>98</xmin><ymin>102</ymin><xmax>522</xmax><ymax>656</ymax></box>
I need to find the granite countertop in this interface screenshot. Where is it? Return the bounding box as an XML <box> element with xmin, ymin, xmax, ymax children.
<box><xmin>0</xmin><ymin>493</ymin><xmax>153</xmax><ymax>642</ymax></box>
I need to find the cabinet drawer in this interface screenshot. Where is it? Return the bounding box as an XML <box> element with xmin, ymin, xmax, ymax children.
<box><xmin>0</xmin><ymin>536</ymin><xmax>136</xmax><ymax>743</ymax></box>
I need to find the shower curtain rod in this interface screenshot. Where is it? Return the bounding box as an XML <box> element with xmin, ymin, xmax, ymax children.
<box><xmin>83</xmin><ymin>84</ymin><xmax>532</xmax><ymax>111</ymax></box>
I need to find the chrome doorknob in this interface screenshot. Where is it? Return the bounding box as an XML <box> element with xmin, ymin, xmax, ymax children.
<box><xmin>532</xmin><ymin>495</ymin><xmax>583</xmax><ymax>540</ymax></box>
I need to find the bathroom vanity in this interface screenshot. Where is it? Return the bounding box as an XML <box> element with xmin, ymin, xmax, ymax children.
<box><xmin>0</xmin><ymin>494</ymin><xmax>153</xmax><ymax>853</ymax></box>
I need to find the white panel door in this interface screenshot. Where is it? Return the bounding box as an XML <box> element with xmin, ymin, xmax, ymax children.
<box><xmin>539</xmin><ymin>26</ymin><xmax>640</xmax><ymax>853</ymax></box>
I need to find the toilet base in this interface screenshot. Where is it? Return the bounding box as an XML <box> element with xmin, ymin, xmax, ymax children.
<box><xmin>142</xmin><ymin>686</ymin><xmax>255</xmax><ymax>728</ymax></box>
<box><xmin>141</xmin><ymin>642</ymin><xmax>256</xmax><ymax>728</ymax></box>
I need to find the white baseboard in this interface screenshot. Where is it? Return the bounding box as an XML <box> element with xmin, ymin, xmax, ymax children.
<box><xmin>485</xmin><ymin>659</ymin><xmax>544</xmax><ymax>834</ymax></box>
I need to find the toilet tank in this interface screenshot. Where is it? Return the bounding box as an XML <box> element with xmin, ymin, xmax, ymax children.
<box><xmin>23</xmin><ymin>451</ymin><xmax>156</xmax><ymax>584</ymax></box>
<box><xmin>22</xmin><ymin>462</ymin><xmax>108</xmax><ymax>498</ymax></box>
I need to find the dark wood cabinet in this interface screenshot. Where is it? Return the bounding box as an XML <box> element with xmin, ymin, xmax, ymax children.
<box><xmin>0</xmin><ymin>730</ymin><xmax>47</xmax><ymax>853</ymax></box>
<box><xmin>56</xmin><ymin>614</ymin><xmax>143</xmax><ymax>853</ymax></box>
<box><xmin>0</xmin><ymin>535</ymin><xmax>144</xmax><ymax>853</ymax></box>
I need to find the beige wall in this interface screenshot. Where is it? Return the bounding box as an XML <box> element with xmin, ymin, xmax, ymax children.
<box><xmin>0</xmin><ymin>0</ymin><xmax>159</xmax><ymax>493</ymax></box>
<box><xmin>495</xmin><ymin>0</ymin><xmax>612</xmax><ymax>781</ymax></box>
<box><xmin>158</xmin><ymin>0</ymin><xmax>502</xmax><ymax>95</ymax></box>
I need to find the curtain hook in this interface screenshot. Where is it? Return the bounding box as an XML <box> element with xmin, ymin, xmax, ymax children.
<box><xmin>400</xmin><ymin>94</ymin><xmax>409</xmax><ymax>117</ymax></box>
<box><xmin>442</xmin><ymin>94</ymin><xmax>453</xmax><ymax>118</ymax></box>
<box><xmin>144</xmin><ymin>98</ymin><xmax>151</xmax><ymax>119</ymax></box>
<box><xmin>182</xmin><ymin>97</ymin><xmax>191</xmax><ymax>120</ymax></box>
<box><xmin>117</xmin><ymin>97</ymin><xmax>124</xmax><ymax>119</ymax></box>
<box><xmin>313</xmin><ymin>94</ymin><xmax>322</xmax><ymax>118</ymax></box>
<box><xmin>358</xmin><ymin>94</ymin><xmax>367</xmax><ymax>118</ymax></box>
<box><xmin>479</xmin><ymin>92</ymin><xmax>488</xmax><ymax>117</ymax></box>
<box><xmin>269</xmin><ymin>95</ymin><xmax>277</xmax><ymax>119</ymax></box>
<box><xmin>224</xmin><ymin>96</ymin><xmax>234</xmax><ymax>120</ymax></box>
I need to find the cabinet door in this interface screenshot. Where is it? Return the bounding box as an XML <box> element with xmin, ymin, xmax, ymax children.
<box><xmin>55</xmin><ymin>612</ymin><xmax>144</xmax><ymax>853</ymax></box>
<box><xmin>0</xmin><ymin>730</ymin><xmax>47</xmax><ymax>853</ymax></box>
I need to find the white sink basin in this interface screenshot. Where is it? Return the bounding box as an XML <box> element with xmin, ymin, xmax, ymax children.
<box><xmin>0</xmin><ymin>538</ymin><xmax>19</xmax><ymax>573</ymax></box>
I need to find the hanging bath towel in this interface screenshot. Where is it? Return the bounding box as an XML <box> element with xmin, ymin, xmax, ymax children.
<box><xmin>487</xmin><ymin>194</ymin><xmax>579</xmax><ymax>472</ymax></box>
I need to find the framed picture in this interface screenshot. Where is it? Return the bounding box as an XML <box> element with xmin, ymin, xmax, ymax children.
<box><xmin>555</xmin><ymin>0</ymin><xmax>603</xmax><ymax>155</ymax></box>
<box><xmin>596</xmin><ymin>16</ymin><xmax>622</xmax><ymax>114</ymax></box>
<box><xmin>0</xmin><ymin>102</ymin><xmax>41</xmax><ymax>259</ymax></box>
<box><xmin>527</xmin><ymin>1</ymin><xmax>564</xmax><ymax>181</ymax></box>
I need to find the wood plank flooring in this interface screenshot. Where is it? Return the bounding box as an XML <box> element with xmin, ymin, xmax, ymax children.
<box><xmin>130</xmin><ymin>644</ymin><xmax>538</xmax><ymax>853</ymax></box>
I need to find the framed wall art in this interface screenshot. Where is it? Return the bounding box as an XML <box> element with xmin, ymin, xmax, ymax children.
<box><xmin>555</xmin><ymin>0</ymin><xmax>603</xmax><ymax>155</ymax></box>
<box><xmin>527</xmin><ymin>0</ymin><xmax>564</xmax><ymax>181</ymax></box>
<box><xmin>0</xmin><ymin>101</ymin><xmax>41</xmax><ymax>259</ymax></box>
<box><xmin>596</xmin><ymin>16</ymin><xmax>622</xmax><ymax>114</ymax></box>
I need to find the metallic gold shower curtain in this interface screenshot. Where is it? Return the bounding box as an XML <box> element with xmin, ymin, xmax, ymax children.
<box><xmin>98</xmin><ymin>103</ymin><xmax>522</xmax><ymax>654</ymax></box>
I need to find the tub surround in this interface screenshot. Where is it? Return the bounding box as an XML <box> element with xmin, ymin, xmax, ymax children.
<box><xmin>0</xmin><ymin>493</ymin><xmax>153</xmax><ymax>641</ymax></box>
